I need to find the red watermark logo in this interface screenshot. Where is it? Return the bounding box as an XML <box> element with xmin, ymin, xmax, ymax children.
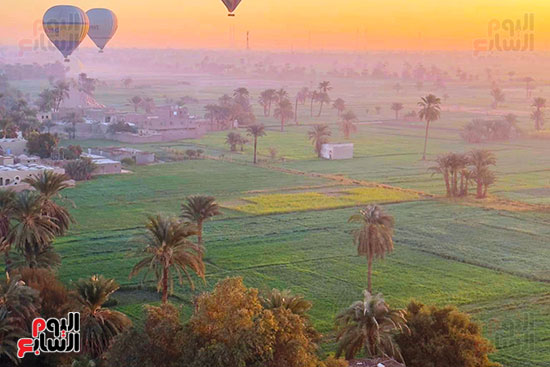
<box><xmin>17</xmin><ymin>312</ymin><xmax>80</xmax><ymax>358</ymax></box>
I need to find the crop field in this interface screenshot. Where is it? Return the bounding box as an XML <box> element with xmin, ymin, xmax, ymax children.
<box><xmin>48</xmin><ymin>155</ymin><xmax>550</xmax><ymax>367</ymax></box>
<box><xmin>231</xmin><ymin>187</ymin><xmax>420</xmax><ymax>214</ymax></box>
<box><xmin>12</xmin><ymin>74</ymin><xmax>550</xmax><ymax>366</ymax></box>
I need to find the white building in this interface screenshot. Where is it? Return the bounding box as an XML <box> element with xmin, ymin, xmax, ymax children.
<box><xmin>320</xmin><ymin>143</ymin><xmax>354</xmax><ymax>160</ymax></box>
<box><xmin>81</xmin><ymin>153</ymin><xmax>122</xmax><ymax>175</ymax></box>
<box><xmin>0</xmin><ymin>164</ymin><xmax>65</xmax><ymax>191</ymax></box>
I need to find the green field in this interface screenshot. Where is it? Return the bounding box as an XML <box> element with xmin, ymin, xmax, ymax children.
<box><xmin>51</xmin><ymin>156</ymin><xmax>550</xmax><ymax>367</ymax></box>
<box><xmin>12</xmin><ymin>74</ymin><xmax>550</xmax><ymax>366</ymax></box>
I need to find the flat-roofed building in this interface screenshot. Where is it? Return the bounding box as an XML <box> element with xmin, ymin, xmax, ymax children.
<box><xmin>320</xmin><ymin>143</ymin><xmax>354</xmax><ymax>160</ymax></box>
<box><xmin>0</xmin><ymin>137</ymin><xmax>27</xmax><ymax>156</ymax></box>
<box><xmin>81</xmin><ymin>153</ymin><xmax>122</xmax><ymax>175</ymax></box>
<box><xmin>0</xmin><ymin>164</ymin><xmax>65</xmax><ymax>191</ymax></box>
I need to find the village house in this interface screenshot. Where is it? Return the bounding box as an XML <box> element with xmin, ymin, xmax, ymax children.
<box><xmin>0</xmin><ymin>164</ymin><xmax>65</xmax><ymax>191</ymax></box>
<box><xmin>0</xmin><ymin>136</ymin><xmax>27</xmax><ymax>156</ymax></box>
<box><xmin>88</xmin><ymin>147</ymin><xmax>155</xmax><ymax>165</ymax></box>
<box><xmin>81</xmin><ymin>153</ymin><xmax>122</xmax><ymax>175</ymax></box>
<box><xmin>320</xmin><ymin>143</ymin><xmax>354</xmax><ymax>160</ymax></box>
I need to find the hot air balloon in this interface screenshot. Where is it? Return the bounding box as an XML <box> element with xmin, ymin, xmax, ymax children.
<box><xmin>86</xmin><ymin>8</ymin><xmax>118</xmax><ymax>53</ymax></box>
<box><xmin>43</xmin><ymin>6</ymin><xmax>89</xmax><ymax>62</ymax></box>
<box><xmin>221</xmin><ymin>0</ymin><xmax>243</xmax><ymax>16</ymax></box>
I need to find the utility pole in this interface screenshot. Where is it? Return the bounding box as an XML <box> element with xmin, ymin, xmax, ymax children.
<box><xmin>246</xmin><ymin>31</ymin><xmax>250</xmax><ymax>50</ymax></box>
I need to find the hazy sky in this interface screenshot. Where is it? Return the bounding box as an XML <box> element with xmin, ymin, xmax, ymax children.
<box><xmin>0</xmin><ymin>0</ymin><xmax>548</xmax><ymax>51</ymax></box>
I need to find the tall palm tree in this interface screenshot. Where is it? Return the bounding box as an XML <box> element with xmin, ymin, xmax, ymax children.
<box><xmin>429</xmin><ymin>154</ymin><xmax>453</xmax><ymax>197</ymax></box>
<box><xmin>130</xmin><ymin>215</ymin><xmax>205</xmax><ymax>304</ymax></box>
<box><xmin>260</xmin><ymin>288</ymin><xmax>312</xmax><ymax>317</ymax></box>
<box><xmin>531</xmin><ymin>97</ymin><xmax>546</xmax><ymax>131</ymax></box>
<box><xmin>332</xmin><ymin>98</ymin><xmax>346</xmax><ymax>117</ymax></box>
<box><xmin>335</xmin><ymin>291</ymin><xmax>407</xmax><ymax>361</ymax></box>
<box><xmin>275</xmin><ymin>88</ymin><xmax>288</xmax><ymax>103</ymax></box>
<box><xmin>23</xmin><ymin>171</ymin><xmax>73</xmax><ymax>236</ymax></box>
<box><xmin>181</xmin><ymin>195</ymin><xmax>221</xmax><ymax>246</ymax></box>
<box><xmin>0</xmin><ymin>307</ymin><xmax>25</xmax><ymax>365</ymax></box>
<box><xmin>348</xmin><ymin>205</ymin><xmax>394</xmax><ymax>293</ymax></box>
<box><xmin>64</xmin><ymin>112</ymin><xmax>83</xmax><ymax>139</ymax></box>
<box><xmin>74</xmin><ymin>275</ymin><xmax>131</xmax><ymax>359</ymax></box>
<box><xmin>310</xmin><ymin>90</ymin><xmax>320</xmax><ymax>117</ymax></box>
<box><xmin>418</xmin><ymin>94</ymin><xmax>441</xmax><ymax>160</ymax></box>
<box><xmin>295</xmin><ymin>87</ymin><xmax>309</xmax><ymax>123</ymax></box>
<box><xmin>390</xmin><ymin>102</ymin><xmax>404</xmax><ymax>120</ymax></box>
<box><xmin>246</xmin><ymin>124</ymin><xmax>266</xmax><ymax>164</ymax></box>
<box><xmin>340</xmin><ymin>110</ymin><xmax>358</xmax><ymax>139</ymax></box>
<box><xmin>317</xmin><ymin>92</ymin><xmax>331</xmax><ymax>117</ymax></box>
<box><xmin>259</xmin><ymin>89</ymin><xmax>277</xmax><ymax>116</ymax></box>
<box><xmin>274</xmin><ymin>99</ymin><xmax>294</xmax><ymax>132</ymax></box>
<box><xmin>469</xmin><ymin>150</ymin><xmax>496</xmax><ymax>198</ymax></box>
<box><xmin>143</xmin><ymin>97</ymin><xmax>155</xmax><ymax>113</ymax></box>
<box><xmin>308</xmin><ymin>124</ymin><xmax>331</xmax><ymax>158</ymax></box>
<box><xmin>129</xmin><ymin>96</ymin><xmax>143</xmax><ymax>112</ymax></box>
<box><xmin>52</xmin><ymin>81</ymin><xmax>70</xmax><ymax>111</ymax></box>
<box><xmin>0</xmin><ymin>190</ymin><xmax>15</xmax><ymax>266</ymax></box>
<box><xmin>7</xmin><ymin>191</ymin><xmax>58</xmax><ymax>269</ymax></box>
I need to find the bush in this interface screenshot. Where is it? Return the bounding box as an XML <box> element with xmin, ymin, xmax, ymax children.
<box><xmin>462</xmin><ymin>118</ymin><xmax>520</xmax><ymax>143</ymax></box>
<box><xmin>395</xmin><ymin>301</ymin><xmax>500</xmax><ymax>367</ymax></box>
<box><xmin>26</xmin><ymin>132</ymin><xmax>59</xmax><ymax>158</ymax></box>
<box><xmin>59</xmin><ymin>144</ymin><xmax>82</xmax><ymax>160</ymax></box>
<box><xmin>121</xmin><ymin>157</ymin><xmax>135</xmax><ymax>166</ymax></box>
<box><xmin>64</xmin><ymin>158</ymin><xmax>97</xmax><ymax>181</ymax></box>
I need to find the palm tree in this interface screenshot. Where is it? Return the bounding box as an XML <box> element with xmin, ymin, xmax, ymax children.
<box><xmin>418</xmin><ymin>94</ymin><xmax>441</xmax><ymax>160</ymax></box>
<box><xmin>129</xmin><ymin>96</ymin><xmax>143</xmax><ymax>112</ymax></box>
<box><xmin>469</xmin><ymin>150</ymin><xmax>496</xmax><ymax>198</ymax></box>
<box><xmin>429</xmin><ymin>154</ymin><xmax>452</xmax><ymax>197</ymax></box>
<box><xmin>226</xmin><ymin>132</ymin><xmax>241</xmax><ymax>152</ymax></box>
<box><xmin>523</xmin><ymin>76</ymin><xmax>534</xmax><ymax>98</ymax></box>
<box><xmin>246</xmin><ymin>124</ymin><xmax>266</xmax><ymax>164</ymax></box>
<box><xmin>308</xmin><ymin>124</ymin><xmax>331</xmax><ymax>158</ymax></box>
<box><xmin>295</xmin><ymin>87</ymin><xmax>309</xmax><ymax>123</ymax></box>
<box><xmin>335</xmin><ymin>291</ymin><xmax>407</xmax><ymax>361</ymax></box>
<box><xmin>393</xmin><ymin>83</ymin><xmax>402</xmax><ymax>94</ymax></box>
<box><xmin>275</xmin><ymin>88</ymin><xmax>288</xmax><ymax>103</ymax></box>
<box><xmin>340</xmin><ymin>110</ymin><xmax>358</xmax><ymax>139</ymax></box>
<box><xmin>0</xmin><ymin>274</ymin><xmax>40</xmax><ymax>326</ymax></box>
<box><xmin>259</xmin><ymin>89</ymin><xmax>277</xmax><ymax>116</ymax></box>
<box><xmin>64</xmin><ymin>112</ymin><xmax>83</xmax><ymax>139</ymax></box>
<box><xmin>7</xmin><ymin>191</ymin><xmax>58</xmax><ymax>269</ymax></box>
<box><xmin>310</xmin><ymin>90</ymin><xmax>320</xmax><ymax>117</ymax></box>
<box><xmin>490</xmin><ymin>87</ymin><xmax>505</xmax><ymax>109</ymax></box>
<box><xmin>390</xmin><ymin>102</ymin><xmax>404</xmax><ymax>120</ymax></box>
<box><xmin>130</xmin><ymin>216</ymin><xmax>205</xmax><ymax>304</ymax></box>
<box><xmin>74</xmin><ymin>275</ymin><xmax>131</xmax><ymax>359</ymax></box>
<box><xmin>52</xmin><ymin>81</ymin><xmax>70</xmax><ymax>111</ymax></box>
<box><xmin>260</xmin><ymin>289</ymin><xmax>312</xmax><ymax>317</ymax></box>
<box><xmin>0</xmin><ymin>307</ymin><xmax>25</xmax><ymax>365</ymax></box>
<box><xmin>332</xmin><ymin>98</ymin><xmax>346</xmax><ymax>117</ymax></box>
<box><xmin>531</xmin><ymin>97</ymin><xmax>546</xmax><ymax>131</ymax></box>
<box><xmin>274</xmin><ymin>99</ymin><xmax>294</xmax><ymax>132</ymax></box>
<box><xmin>181</xmin><ymin>195</ymin><xmax>221</xmax><ymax>246</ymax></box>
<box><xmin>0</xmin><ymin>190</ymin><xmax>15</xmax><ymax>262</ymax></box>
<box><xmin>317</xmin><ymin>92</ymin><xmax>331</xmax><ymax>117</ymax></box>
<box><xmin>143</xmin><ymin>97</ymin><xmax>155</xmax><ymax>113</ymax></box>
<box><xmin>348</xmin><ymin>205</ymin><xmax>394</xmax><ymax>293</ymax></box>
<box><xmin>23</xmin><ymin>171</ymin><xmax>73</xmax><ymax>236</ymax></box>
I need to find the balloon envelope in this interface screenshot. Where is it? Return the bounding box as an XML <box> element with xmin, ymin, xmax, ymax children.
<box><xmin>86</xmin><ymin>8</ymin><xmax>118</xmax><ymax>52</ymax></box>
<box><xmin>43</xmin><ymin>5</ymin><xmax>89</xmax><ymax>61</ymax></box>
<box><xmin>221</xmin><ymin>0</ymin><xmax>242</xmax><ymax>15</ymax></box>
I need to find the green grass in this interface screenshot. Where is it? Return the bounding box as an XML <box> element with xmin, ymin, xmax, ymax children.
<box><xmin>47</xmin><ymin>159</ymin><xmax>550</xmax><ymax>366</ymax></box>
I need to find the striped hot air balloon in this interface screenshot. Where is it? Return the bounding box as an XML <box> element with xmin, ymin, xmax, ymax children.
<box><xmin>86</xmin><ymin>8</ymin><xmax>118</xmax><ymax>53</ymax></box>
<box><xmin>43</xmin><ymin>6</ymin><xmax>89</xmax><ymax>62</ymax></box>
<box><xmin>221</xmin><ymin>0</ymin><xmax>243</xmax><ymax>16</ymax></box>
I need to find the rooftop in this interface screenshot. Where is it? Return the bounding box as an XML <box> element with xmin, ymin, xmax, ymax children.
<box><xmin>0</xmin><ymin>164</ymin><xmax>58</xmax><ymax>172</ymax></box>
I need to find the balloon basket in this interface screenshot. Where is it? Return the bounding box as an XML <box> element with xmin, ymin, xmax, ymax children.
<box><xmin>64</xmin><ymin>58</ymin><xmax>70</xmax><ymax>63</ymax></box>
<box><xmin>99</xmin><ymin>50</ymin><xmax>104</xmax><ymax>53</ymax></box>
<box><xmin>228</xmin><ymin>13</ymin><xmax>235</xmax><ymax>16</ymax></box>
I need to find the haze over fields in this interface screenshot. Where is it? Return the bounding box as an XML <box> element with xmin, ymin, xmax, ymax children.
<box><xmin>0</xmin><ymin>2</ymin><xmax>549</xmax><ymax>367</ymax></box>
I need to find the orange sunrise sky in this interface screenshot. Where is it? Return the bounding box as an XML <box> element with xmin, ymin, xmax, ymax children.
<box><xmin>0</xmin><ymin>0</ymin><xmax>549</xmax><ymax>51</ymax></box>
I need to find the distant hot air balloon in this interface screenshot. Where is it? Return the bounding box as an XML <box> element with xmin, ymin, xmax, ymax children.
<box><xmin>86</xmin><ymin>8</ymin><xmax>118</xmax><ymax>53</ymax></box>
<box><xmin>43</xmin><ymin>6</ymin><xmax>89</xmax><ymax>62</ymax></box>
<box><xmin>221</xmin><ymin>0</ymin><xmax>243</xmax><ymax>16</ymax></box>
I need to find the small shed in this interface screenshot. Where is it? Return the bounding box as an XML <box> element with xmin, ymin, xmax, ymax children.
<box><xmin>320</xmin><ymin>143</ymin><xmax>354</xmax><ymax>160</ymax></box>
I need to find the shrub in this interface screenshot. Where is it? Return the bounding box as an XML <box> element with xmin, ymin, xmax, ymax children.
<box><xmin>395</xmin><ymin>301</ymin><xmax>500</xmax><ymax>367</ymax></box>
<box><xmin>26</xmin><ymin>132</ymin><xmax>59</xmax><ymax>158</ymax></box>
<box><xmin>64</xmin><ymin>158</ymin><xmax>97</xmax><ymax>181</ymax></box>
